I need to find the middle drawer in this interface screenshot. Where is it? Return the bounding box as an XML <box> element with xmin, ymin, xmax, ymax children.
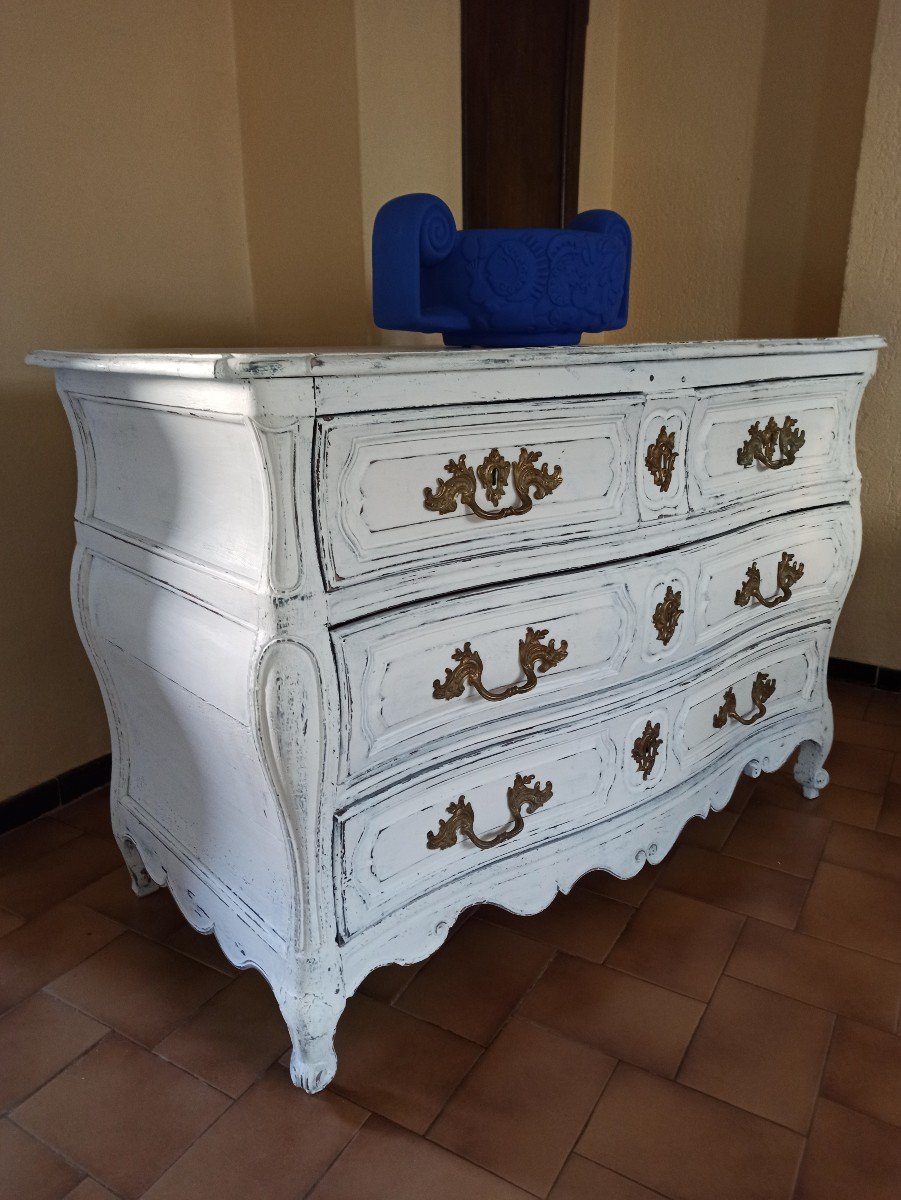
<box><xmin>332</xmin><ymin>504</ymin><xmax>854</xmax><ymax>786</ymax></box>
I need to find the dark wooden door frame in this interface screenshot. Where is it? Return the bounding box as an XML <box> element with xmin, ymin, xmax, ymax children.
<box><xmin>461</xmin><ymin>0</ymin><xmax>590</xmax><ymax>229</ymax></box>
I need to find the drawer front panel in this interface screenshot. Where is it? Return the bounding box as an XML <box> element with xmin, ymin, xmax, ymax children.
<box><xmin>316</xmin><ymin>398</ymin><xmax>642</xmax><ymax>589</ymax></box>
<box><xmin>337</xmin><ymin>624</ymin><xmax>829</xmax><ymax>937</ymax></box>
<box><xmin>688</xmin><ymin>376</ymin><xmax>860</xmax><ymax>512</ymax></box>
<box><xmin>333</xmin><ymin>506</ymin><xmax>854</xmax><ymax>783</ymax></box>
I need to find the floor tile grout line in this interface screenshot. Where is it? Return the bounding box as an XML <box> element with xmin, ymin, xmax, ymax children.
<box><xmin>299</xmin><ymin>1111</ymin><xmax>376</xmax><ymax>1199</ymax></box>
<box><xmin>539</xmin><ymin>1062</ymin><xmax>626</xmax><ymax>1200</ymax></box>
<box><xmin>418</xmin><ymin>944</ymin><xmax>563</xmax><ymax>1141</ymax></box>
<box><xmin>4</xmin><ymin>1025</ymin><xmax>117</xmax><ymax>1125</ymax></box>
<box><xmin>806</xmin><ymin>1010</ymin><xmax>838</xmax><ymax>1135</ymax></box>
<box><xmin>668</xmin><ymin>914</ymin><xmax>748</xmax><ymax>1080</ymax></box>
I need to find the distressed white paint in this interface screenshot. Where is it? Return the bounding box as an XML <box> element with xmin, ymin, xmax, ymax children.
<box><xmin>27</xmin><ymin>337</ymin><xmax>881</xmax><ymax>1092</ymax></box>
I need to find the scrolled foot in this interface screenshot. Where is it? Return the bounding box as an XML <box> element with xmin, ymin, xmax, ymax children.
<box><xmin>281</xmin><ymin>984</ymin><xmax>344</xmax><ymax>1094</ymax></box>
<box><xmin>119</xmin><ymin>836</ymin><xmax>159</xmax><ymax>897</ymax></box>
<box><xmin>793</xmin><ymin>740</ymin><xmax>830</xmax><ymax>800</ymax></box>
<box><xmin>289</xmin><ymin>1043</ymin><xmax>337</xmax><ymax>1093</ymax></box>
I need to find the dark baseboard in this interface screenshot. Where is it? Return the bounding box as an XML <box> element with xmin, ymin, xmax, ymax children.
<box><xmin>0</xmin><ymin>654</ymin><xmax>897</xmax><ymax>837</ymax></box>
<box><xmin>0</xmin><ymin>753</ymin><xmax>112</xmax><ymax>835</ymax></box>
<box><xmin>828</xmin><ymin>657</ymin><xmax>901</xmax><ymax>692</ymax></box>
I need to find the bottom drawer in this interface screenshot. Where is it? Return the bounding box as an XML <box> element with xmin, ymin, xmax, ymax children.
<box><xmin>336</xmin><ymin>622</ymin><xmax>829</xmax><ymax>938</ymax></box>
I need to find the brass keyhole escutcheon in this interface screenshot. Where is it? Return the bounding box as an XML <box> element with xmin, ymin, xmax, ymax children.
<box><xmin>653</xmin><ymin>586</ymin><xmax>684</xmax><ymax>645</ymax></box>
<box><xmin>424</xmin><ymin>447</ymin><xmax>562</xmax><ymax>520</ymax></box>
<box><xmin>645</xmin><ymin>426</ymin><xmax>678</xmax><ymax>492</ymax></box>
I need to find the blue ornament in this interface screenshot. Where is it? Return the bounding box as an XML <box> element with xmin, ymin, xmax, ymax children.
<box><xmin>372</xmin><ymin>193</ymin><xmax>631</xmax><ymax>348</ymax></box>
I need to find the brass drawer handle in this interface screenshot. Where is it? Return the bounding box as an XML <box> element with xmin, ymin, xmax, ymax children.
<box><xmin>424</xmin><ymin>447</ymin><xmax>562</xmax><ymax>520</ymax></box>
<box><xmin>737</xmin><ymin>416</ymin><xmax>805</xmax><ymax>469</ymax></box>
<box><xmin>735</xmin><ymin>552</ymin><xmax>804</xmax><ymax>609</ymax></box>
<box><xmin>426</xmin><ymin>773</ymin><xmax>553</xmax><ymax>851</ymax></box>
<box><xmin>713</xmin><ymin>671</ymin><xmax>776</xmax><ymax>728</ymax></box>
<box><xmin>433</xmin><ymin>626</ymin><xmax>568</xmax><ymax>703</ymax></box>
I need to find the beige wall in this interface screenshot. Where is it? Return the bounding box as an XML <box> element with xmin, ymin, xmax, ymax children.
<box><xmin>232</xmin><ymin>0</ymin><xmax>372</xmax><ymax>346</ymax></box>
<box><xmin>1</xmin><ymin>1</ymin><xmax>896</xmax><ymax>801</ymax></box>
<box><xmin>0</xmin><ymin>0</ymin><xmax>255</xmax><ymax>798</ymax></box>
<box><xmin>580</xmin><ymin>0</ymin><xmax>877</xmax><ymax>344</ymax></box>
<box><xmin>833</xmin><ymin>0</ymin><xmax>901</xmax><ymax>670</ymax></box>
<box><xmin>355</xmin><ymin>0</ymin><xmax>462</xmax><ymax>346</ymax></box>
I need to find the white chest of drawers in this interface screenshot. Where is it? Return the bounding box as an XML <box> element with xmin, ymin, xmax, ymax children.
<box><xmin>29</xmin><ymin>336</ymin><xmax>881</xmax><ymax>1091</ymax></box>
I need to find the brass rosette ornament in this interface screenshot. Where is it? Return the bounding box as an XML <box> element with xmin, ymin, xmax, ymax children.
<box><xmin>423</xmin><ymin>446</ymin><xmax>563</xmax><ymax>520</ymax></box>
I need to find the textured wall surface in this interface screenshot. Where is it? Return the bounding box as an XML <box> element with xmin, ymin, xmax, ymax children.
<box><xmin>0</xmin><ymin>0</ymin><xmax>255</xmax><ymax>797</ymax></box>
<box><xmin>833</xmin><ymin>0</ymin><xmax>901</xmax><ymax>669</ymax></box>
<box><xmin>579</xmin><ymin>0</ymin><xmax>877</xmax><ymax>344</ymax></box>
<box><xmin>231</xmin><ymin>0</ymin><xmax>373</xmax><ymax>346</ymax></box>
<box><xmin>355</xmin><ymin>0</ymin><xmax>462</xmax><ymax>347</ymax></box>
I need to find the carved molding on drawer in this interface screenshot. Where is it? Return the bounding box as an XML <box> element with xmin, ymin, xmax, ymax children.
<box><xmin>314</xmin><ymin>401</ymin><xmax>640</xmax><ymax>596</ymax></box>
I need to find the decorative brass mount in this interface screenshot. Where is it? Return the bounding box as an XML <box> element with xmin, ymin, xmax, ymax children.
<box><xmin>632</xmin><ymin>720</ymin><xmax>663</xmax><ymax>780</ymax></box>
<box><xmin>737</xmin><ymin>416</ymin><xmax>806</xmax><ymax>470</ymax></box>
<box><xmin>735</xmin><ymin>552</ymin><xmax>805</xmax><ymax>609</ymax></box>
<box><xmin>426</xmin><ymin>773</ymin><xmax>553</xmax><ymax>851</ymax></box>
<box><xmin>433</xmin><ymin>626</ymin><xmax>568</xmax><ymax>703</ymax></box>
<box><xmin>713</xmin><ymin>671</ymin><xmax>776</xmax><ymax>728</ymax></box>
<box><xmin>423</xmin><ymin>447</ymin><xmax>563</xmax><ymax>520</ymax></box>
<box><xmin>645</xmin><ymin>426</ymin><xmax>679</xmax><ymax>492</ymax></box>
<box><xmin>652</xmin><ymin>586</ymin><xmax>684</xmax><ymax>645</ymax></box>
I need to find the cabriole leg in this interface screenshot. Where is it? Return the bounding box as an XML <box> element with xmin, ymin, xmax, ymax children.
<box><xmin>794</xmin><ymin>739</ymin><xmax>830</xmax><ymax>800</ymax></box>
<box><xmin>280</xmin><ymin>982</ymin><xmax>344</xmax><ymax>1093</ymax></box>
<box><xmin>111</xmin><ymin>808</ymin><xmax>159</xmax><ymax>897</ymax></box>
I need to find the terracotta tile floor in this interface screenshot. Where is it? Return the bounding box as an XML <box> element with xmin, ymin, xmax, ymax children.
<box><xmin>1</xmin><ymin>682</ymin><xmax>899</xmax><ymax>1199</ymax></box>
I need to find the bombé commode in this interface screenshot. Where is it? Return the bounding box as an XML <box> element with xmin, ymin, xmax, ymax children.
<box><xmin>28</xmin><ymin>336</ymin><xmax>881</xmax><ymax>1090</ymax></box>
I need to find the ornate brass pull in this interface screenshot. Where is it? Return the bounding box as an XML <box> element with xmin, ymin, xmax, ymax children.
<box><xmin>737</xmin><ymin>416</ymin><xmax>805</xmax><ymax>469</ymax></box>
<box><xmin>652</xmin><ymin>586</ymin><xmax>683</xmax><ymax>645</ymax></box>
<box><xmin>424</xmin><ymin>447</ymin><xmax>563</xmax><ymax>520</ymax></box>
<box><xmin>426</xmin><ymin>773</ymin><xmax>553</xmax><ymax>851</ymax></box>
<box><xmin>632</xmin><ymin>720</ymin><xmax>663</xmax><ymax>780</ymax></box>
<box><xmin>433</xmin><ymin>627</ymin><xmax>568</xmax><ymax>703</ymax></box>
<box><xmin>645</xmin><ymin>426</ymin><xmax>679</xmax><ymax>492</ymax></box>
<box><xmin>735</xmin><ymin>552</ymin><xmax>804</xmax><ymax>609</ymax></box>
<box><xmin>713</xmin><ymin>671</ymin><xmax>776</xmax><ymax>728</ymax></box>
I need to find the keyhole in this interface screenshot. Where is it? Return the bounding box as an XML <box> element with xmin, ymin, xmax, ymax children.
<box><xmin>491</xmin><ymin>466</ymin><xmax>499</xmax><ymax>489</ymax></box>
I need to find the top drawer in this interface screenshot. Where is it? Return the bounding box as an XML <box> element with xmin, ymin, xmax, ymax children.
<box><xmin>315</xmin><ymin>375</ymin><xmax>862</xmax><ymax>605</ymax></box>
<box><xmin>687</xmin><ymin>376</ymin><xmax>860</xmax><ymax>513</ymax></box>
<box><xmin>316</xmin><ymin>396</ymin><xmax>641</xmax><ymax>589</ymax></box>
